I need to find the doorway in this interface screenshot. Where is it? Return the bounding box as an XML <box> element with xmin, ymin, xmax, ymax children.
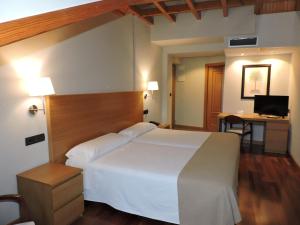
<box><xmin>171</xmin><ymin>60</ymin><xmax>224</xmax><ymax>132</ymax></box>
<box><xmin>204</xmin><ymin>63</ymin><xmax>225</xmax><ymax>131</ymax></box>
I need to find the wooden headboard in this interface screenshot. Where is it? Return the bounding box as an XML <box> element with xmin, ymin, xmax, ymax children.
<box><xmin>46</xmin><ymin>91</ymin><xmax>143</xmax><ymax>163</ymax></box>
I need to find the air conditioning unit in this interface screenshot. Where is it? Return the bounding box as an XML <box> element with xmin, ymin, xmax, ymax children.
<box><xmin>228</xmin><ymin>36</ymin><xmax>258</xmax><ymax>48</ymax></box>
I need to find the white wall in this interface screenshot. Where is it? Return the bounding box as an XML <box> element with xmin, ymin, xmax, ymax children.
<box><xmin>154</xmin><ymin>10</ymin><xmax>300</xmax><ymax>125</ymax></box>
<box><xmin>175</xmin><ymin>56</ymin><xmax>225</xmax><ymax>127</ymax></box>
<box><xmin>256</xmin><ymin>12</ymin><xmax>300</xmax><ymax>47</ymax></box>
<box><xmin>134</xmin><ymin>18</ymin><xmax>162</xmax><ymax>122</ymax></box>
<box><xmin>0</xmin><ymin>0</ymin><xmax>99</xmax><ymax>22</ymax></box>
<box><xmin>0</xmin><ymin>14</ymin><xmax>162</xmax><ymax>224</ymax></box>
<box><xmin>152</xmin><ymin>8</ymin><xmax>300</xmax><ymax>48</ymax></box>
<box><xmin>161</xmin><ymin>43</ymin><xmax>224</xmax><ymax>123</ymax></box>
<box><xmin>223</xmin><ymin>54</ymin><xmax>291</xmax><ymax>141</ymax></box>
<box><xmin>290</xmin><ymin>48</ymin><xmax>300</xmax><ymax>165</ymax></box>
<box><xmin>151</xmin><ymin>6</ymin><xmax>255</xmax><ymax>44</ymax></box>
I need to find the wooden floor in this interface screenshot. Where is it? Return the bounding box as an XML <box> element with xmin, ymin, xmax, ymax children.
<box><xmin>72</xmin><ymin>150</ymin><xmax>300</xmax><ymax>225</ymax></box>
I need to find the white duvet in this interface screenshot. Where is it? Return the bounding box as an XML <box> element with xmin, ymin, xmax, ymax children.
<box><xmin>66</xmin><ymin>130</ymin><xmax>212</xmax><ymax>223</ymax></box>
<box><xmin>82</xmin><ymin>142</ymin><xmax>200</xmax><ymax>224</ymax></box>
<box><xmin>133</xmin><ymin>128</ymin><xmax>211</xmax><ymax>148</ymax></box>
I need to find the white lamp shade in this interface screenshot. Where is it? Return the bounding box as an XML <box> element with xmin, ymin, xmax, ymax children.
<box><xmin>147</xmin><ymin>81</ymin><xmax>159</xmax><ymax>91</ymax></box>
<box><xmin>27</xmin><ymin>77</ymin><xmax>55</xmax><ymax>96</ymax></box>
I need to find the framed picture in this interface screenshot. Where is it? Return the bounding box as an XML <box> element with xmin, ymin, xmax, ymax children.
<box><xmin>241</xmin><ymin>64</ymin><xmax>271</xmax><ymax>99</ymax></box>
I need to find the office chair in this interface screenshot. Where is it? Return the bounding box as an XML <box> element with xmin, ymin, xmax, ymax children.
<box><xmin>0</xmin><ymin>194</ymin><xmax>35</xmax><ymax>225</ymax></box>
<box><xmin>223</xmin><ymin>115</ymin><xmax>253</xmax><ymax>151</ymax></box>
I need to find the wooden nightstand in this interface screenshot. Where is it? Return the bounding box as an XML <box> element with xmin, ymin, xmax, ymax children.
<box><xmin>158</xmin><ymin>124</ymin><xmax>170</xmax><ymax>129</ymax></box>
<box><xmin>17</xmin><ymin>163</ymin><xmax>84</xmax><ymax>225</ymax></box>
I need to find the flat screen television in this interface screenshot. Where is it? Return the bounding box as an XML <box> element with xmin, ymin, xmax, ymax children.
<box><xmin>254</xmin><ymin>95</ymin><xmax>289</xmax><ymax>117</ymax></box>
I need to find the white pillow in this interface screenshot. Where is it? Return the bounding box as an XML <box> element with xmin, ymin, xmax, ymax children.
<box><xmin>119</xmin><ymin>122</ymin><xmax>157</xmax><ymax>138</ymax></box>
<box><xmin>65</xmin><ymin>133</ymin><xmax>130</xmax><ymax>162</ymax></box>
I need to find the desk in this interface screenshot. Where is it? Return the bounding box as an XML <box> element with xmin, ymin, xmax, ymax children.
<box><xmin>218</xmin><ymin>113</ymin><xmax>290</xmax><ymax>154</ymax></box>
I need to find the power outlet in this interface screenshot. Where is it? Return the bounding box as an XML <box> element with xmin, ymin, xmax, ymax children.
<box><xmin>25</xmin><ymin>134</ymin><xmax>45</xmax><ymax>146</ymax></box>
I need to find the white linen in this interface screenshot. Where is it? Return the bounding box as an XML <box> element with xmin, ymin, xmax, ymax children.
<box><xmin>119</xmin><ymin>122</ymin><xmax>157</xmax><ymax>139</ymax></box>
<box><xmin>65</xmin><ymin>133</ymin><xmax>130</xmax><ymax>162</ymax></box>
<box><xmin>133</xmin><ymin>128</ymin><xmax>211</xmax><ymax>148</ymax></box>
<box><xmin>81</xmin><ymin>142</ymin><xmax>199</xmax><ymax>224</ymax></box>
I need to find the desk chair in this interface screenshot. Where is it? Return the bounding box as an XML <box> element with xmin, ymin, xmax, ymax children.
<box><xmin>0</xmin><ymin>194</ymin><xmax>35</xmax><ymax>225</ymax></box>
<box><xmin>223</xmin><ymin>115</ymin><xmax>253</xmax><ymax>151</ymax></box>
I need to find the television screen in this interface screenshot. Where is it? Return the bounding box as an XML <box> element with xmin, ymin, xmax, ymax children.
<box><xmin>254</xmin><ymin>95</ymin><xmax>289</xmax><ymax>117</ymax></box>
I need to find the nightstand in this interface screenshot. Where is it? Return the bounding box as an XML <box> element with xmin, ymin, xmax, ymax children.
<box><xmin>158</xmin><ymin>124</ymin><xmax>170</xmax><ymax>129</ymax></box>
<box><xmin>17</xmin><ymin>163</ymin><xmax>84</xmax><ymax>225</ymax></box>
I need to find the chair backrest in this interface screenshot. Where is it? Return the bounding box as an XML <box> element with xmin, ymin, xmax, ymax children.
<box><xmin>224</xmin><ymin>115</ymin><xmax>245</xmax><ymax>132</ymax></box>
<box><xmin>224</xmin><ymin>115</ymin><xmax>244</xmax><ymax>124</ymax></box>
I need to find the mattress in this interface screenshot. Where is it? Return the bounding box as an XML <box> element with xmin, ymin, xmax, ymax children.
<box><xmin>133</xmin><ymin>128</ymin><xmax>211</xmax><ymax>148</ymax></box>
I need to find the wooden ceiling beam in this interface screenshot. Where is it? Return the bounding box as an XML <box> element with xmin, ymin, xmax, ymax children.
<box><xmin>140</xmin><ymin>0</ymin><xmax>254</xmax><ymax>17</ymax></box>
<box><xmin>128</xmin><ymin>5</ymin><xmax>154</xmax><ymax>25</ymax></box>
<box><xmin>255</xmin><ymin>0</ymin><xmax>263</xmax><ymax>14</ymax></box>
<box><xmin>220</xmin><ymin>0</ymin><xmax>229</xmax><ymax>16</ymax></box>
<box><xmin>112</xmin><ymin>10</ymin><xmax>126</xmax><ymax>17</ymax></box>
<box><xmin>153</xmin><ymin>1</ymin><xmax>176</xmax><ymax>22</ymax></box>
<box><xmin>128</xmin><ymin>0</ymin><xmax>169</xmax><ymax>5</ymax></box>
<box><xmin>0</xmin><ymin>0</ymin><xmax>128</xmax><ymax>47</ymax></box>
<box><xmin>185</xmin><ymin>0</ymin><xmax>202</xmax><ymax>20</ymax></box>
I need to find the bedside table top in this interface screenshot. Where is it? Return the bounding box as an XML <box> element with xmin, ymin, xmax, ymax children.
<box><xmin>17</xmin><ymin>163</ymin><xmax>82</xmax><ymax>187</ymax></box>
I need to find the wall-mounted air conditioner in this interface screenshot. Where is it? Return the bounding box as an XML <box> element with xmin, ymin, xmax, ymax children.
<box><xmin>227</xmin><ymin>36</ymin><xmax>258</xmax><ymax>48</ymax></box>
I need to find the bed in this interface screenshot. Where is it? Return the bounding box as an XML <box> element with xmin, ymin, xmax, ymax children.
<box><xmin>46</xmin><ymin>92</ymin><xmax>241</xmax><ymax>225</ymax></box>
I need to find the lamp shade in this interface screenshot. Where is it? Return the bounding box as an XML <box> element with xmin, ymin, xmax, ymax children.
<box><xmin>27</xmin><ymin>77</ymin><xmax>55</xmax><ymax>96</ymax></box>
<box><xmin>147</xmin><ymin>81</ymin><xmax>159</xmax><ymax>91</ymax></box>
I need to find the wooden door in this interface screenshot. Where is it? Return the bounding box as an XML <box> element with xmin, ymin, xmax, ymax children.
<box><xmin>205</xmin><ymin>64</ymin><xmax>224</xmax><ymax>131</ymax></box>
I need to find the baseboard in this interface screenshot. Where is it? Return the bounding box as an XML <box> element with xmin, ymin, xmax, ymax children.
<box><xmin>173</xmin><ymin>124</ymin><xmax>207</xmax><ymax>131</ymax></box>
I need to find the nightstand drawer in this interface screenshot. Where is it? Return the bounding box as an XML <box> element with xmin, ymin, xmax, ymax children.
<box><xmin>52</xmin><ymin>174</ymin><xmax>83</xmax><ymax>210</ymax></box>
<box><xmin>53</xmin><ymin>194</ymin><xmax>84</xmax><ymax>225</ymax></box>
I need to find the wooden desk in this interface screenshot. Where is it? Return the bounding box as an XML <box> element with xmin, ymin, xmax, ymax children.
<box><xmin>218</xmin><ymin>113</ymin><xmax>290</xmax><ymax>154</ymax></box>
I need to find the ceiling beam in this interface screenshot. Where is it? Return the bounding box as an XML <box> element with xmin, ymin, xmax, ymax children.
<box><xmin>112</xmin><ymin>10</ymin><xmax>126</xmax><ymax>17</ymax></box>
<box><xmin>254</xmin><ymin>0</ymin><xmax>263</xmax><ymax>14</ymax></box>
<box><xmin>185</xmin><ymin>0</ymin><xmax>202</xmax><ymax>20</ymax></box>
<box><xmin>128</xmin><ymin>5</ymin><xmax>154</xmax><ymax>25</ymax></box>
<box><xmin>140</xmin><ymin>0</ymin><xmax>254</xmax><ymax>17</ymax></box>
<box><xmin>153</xmin><ymin>1</ymin><xmax>176</xmax><ymax>22</ymax></box>
<box><xmin>128</xmin><ymin>0</ymin><xmax>169</xmax><ymax>5</ymax></box>
<box><xmin>220</xmin><ymin>0</ymin><xmax>229</xmax><ymax>16</ymax></box>
<box><xmin>0</xmin><ymin>0</ymin><xmax>128</xmax><ymax>47</ymax></box>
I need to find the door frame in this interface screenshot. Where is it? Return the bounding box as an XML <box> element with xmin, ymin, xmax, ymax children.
<box><xmin>171</xmin><ymin>64</ymin><xmax>176</xmax><ymax>128</ymax></box>
<box><xmin>204</xmin><ymin>62</ymin><xmax>225</xmax><ymax>130</ymax></box>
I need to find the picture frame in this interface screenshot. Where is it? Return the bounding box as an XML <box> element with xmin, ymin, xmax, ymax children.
<box><xmin>241</xmin><ymin>64</ymin><xmax>271</xmax><ymax>99</ymax></box>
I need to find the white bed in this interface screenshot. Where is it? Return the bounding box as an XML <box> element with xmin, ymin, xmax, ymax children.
<box><xmin>66</xmin><ymin>125</ymin><xmax>240</xmax><ymax>225</ymax></box>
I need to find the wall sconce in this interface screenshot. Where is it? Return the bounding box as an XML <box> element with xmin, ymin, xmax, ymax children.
<box><xmin>27</xmin><ymin>77</ymin><xmax>55</xmax><ymax>115</ymax></box>
<box><xmin>144</xmin><ymin>81</ymin><xmax>159</xmax><ymax>99</ymax></box>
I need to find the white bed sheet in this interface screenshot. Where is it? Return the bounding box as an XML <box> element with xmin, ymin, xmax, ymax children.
<box><xmin>133</xmin><ymin>128</ymin><xmax>211</xmax><ymax>148</ymax></box>
<box><xmin>77</xmin><ymin>142</ymin><xmax>200</xmax><ymax>224</ymax></box>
